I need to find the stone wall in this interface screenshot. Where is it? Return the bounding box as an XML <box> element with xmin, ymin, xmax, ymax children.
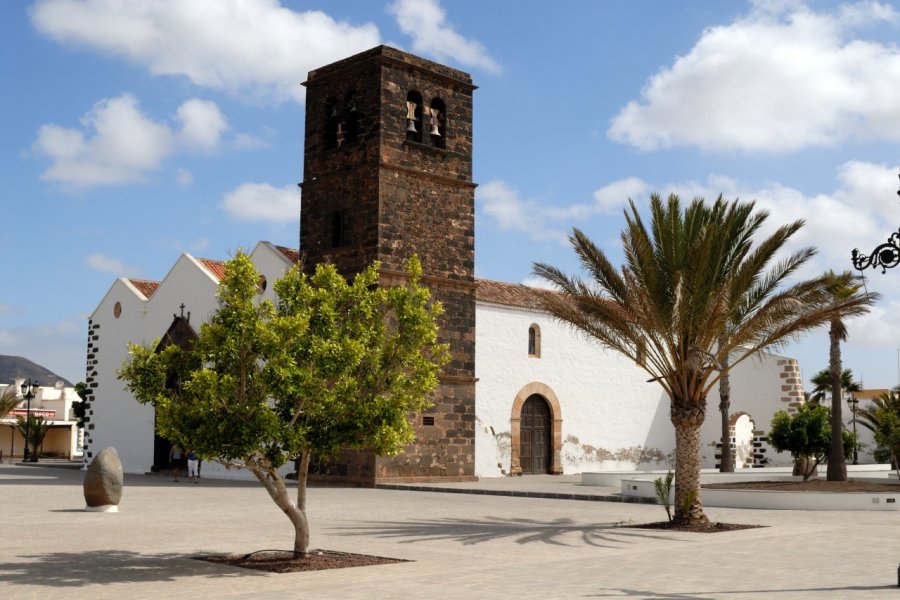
<box><xmin>300</xmin><ymin>46</ymin><xmax>477</xmax><ymax>483</ymax></box>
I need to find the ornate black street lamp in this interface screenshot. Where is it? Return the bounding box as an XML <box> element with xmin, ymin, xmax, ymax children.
<box><xmin>846</xmin><ymin>393</ymin><xmax>859</xmax><ymax>465</ymax></box>
<box><xmin>852</xmin><ymin>176</ymin><xmax>900</xmax><ymax>273</ymax></box>
<box><xmin>19</xmin><ymin>379</ymin><xmax>39</xmax><ymax>462</ymax></box>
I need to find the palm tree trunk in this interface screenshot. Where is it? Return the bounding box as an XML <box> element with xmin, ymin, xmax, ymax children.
<box><xmin>719</xmin><ymin>402</ymin><xmax>733</xmax><ymax>472</ymax></box>
<box><xmin>672</xmin><ymin>401</ymin><xmax>709</xmax><ymax>525</ymax></box>
<box><xmin>827</xmin><ymin>319</ymin><xmax>847</xmax><ymax>481</ymax></box>
<box><xmin>718</xmin><ymin>338</ymin><xmax>734</xmax><ymax>472</ymax></box>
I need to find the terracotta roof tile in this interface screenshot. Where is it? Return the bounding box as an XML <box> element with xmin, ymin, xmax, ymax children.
<box><xmin>129</xmin><ymin>279</ymin><xmax>160</xmax><ymax>299</ymax></box>
<box><xmin>475</xmin><ymin>279</ymin><xmax>559</xmax><ymax>310</ymax></box>
<box><xmin>198</xmin><ymin>258</ymin><xmax>228</xmax><ymax>281</ymax></box>
<box><xmin>274</xmin><ymin>245</ymin><xmax>300</xmax><ymax>264</ymax></box>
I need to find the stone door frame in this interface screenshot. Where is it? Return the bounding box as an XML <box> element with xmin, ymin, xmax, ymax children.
<box><xmin>509</xmin><ymin>382</ymin><xmax>563</xmax><ymax>475</ymax></box>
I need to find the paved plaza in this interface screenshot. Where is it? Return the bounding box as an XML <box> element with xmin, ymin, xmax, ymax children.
<box><xmin>1</xmin><ymin>463</ymin><xmax>898</xmax><ymax>599</ymax></box>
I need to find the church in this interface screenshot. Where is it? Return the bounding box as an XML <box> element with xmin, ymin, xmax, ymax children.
<box><xmin>83</xmin><ymin>46</ymin><xmax>803</xmax><ymax>482</ymax></box>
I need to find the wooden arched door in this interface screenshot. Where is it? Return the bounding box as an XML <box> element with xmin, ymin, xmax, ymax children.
<box><xmin>520</xmin><ymin>395</ymin><xmax>551</xmax><ymax>474</ymax></box>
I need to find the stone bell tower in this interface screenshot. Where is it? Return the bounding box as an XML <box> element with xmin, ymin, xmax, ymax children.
<box><xmin>300</xmin><ymin>46</ymin><xmax>476</xmax><ymax>483</ymax></box>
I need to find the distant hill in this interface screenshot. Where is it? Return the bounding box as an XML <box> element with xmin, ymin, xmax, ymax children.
<box><xmin>0</xmin><ymin>355</ymin><xmax>74</xmax><ymax>388</ymax></box>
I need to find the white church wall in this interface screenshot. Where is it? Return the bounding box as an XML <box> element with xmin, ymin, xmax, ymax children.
<box><xmin>88</xmin><ymin>256</ymin><xmax>220</xmax><ymax>474</ymax></box>
<box><xmin>88</xmin><ymin>246</ymin><xmax>295</xmax><ymax>479</ymax></box>
<box><xmin>250</xmin><ymin>242</ymin><xmax>294</xmax><ymax>304</ymax></box>
<box><xmin>700</xmin><ymin>354</ymin><xmax>800</xmax><ymax>469</ymax></box>
<box><xmin>475</xmin><ymin>302</ymin><xmax>674</xmax><ymax>477</ymax></box>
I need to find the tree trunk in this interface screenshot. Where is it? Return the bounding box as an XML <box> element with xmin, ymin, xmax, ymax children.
<box><xmin>827</xmin><ymin>318</ymin><xmax>847</xmax><ymax>481</ymax></box>
<box><xmin>718</xmin><ymin>403</ymin><xmax>733</xmax><ymax>472</ymax></box>
<box><xmin>718</xmin><ymin>339</ymin><xmax>733</xmax><ymax>472</ymax></box>
<box><xmin>672</xmin><ymin>402</ymin><xmax>708</xmax><ymax>525</ymax></box>
<box><xmin>250</xmin><ymin>456</ymin><xmax>310</xmax><ymax>556</ymax></box>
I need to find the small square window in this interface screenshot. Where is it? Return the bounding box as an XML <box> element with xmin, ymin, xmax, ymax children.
<box><xmin>422</xmin><ymin>416</ymin><xmax>435</xmax><ymax>426</ymax></box>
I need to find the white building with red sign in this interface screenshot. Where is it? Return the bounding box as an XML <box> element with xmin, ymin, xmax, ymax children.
<box><xmin>0</xmin><ymin>380</ymin><xmax>83</xmax><ymax>461</ymax></box>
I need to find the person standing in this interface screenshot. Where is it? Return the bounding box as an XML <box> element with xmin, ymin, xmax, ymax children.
<box><xmin>186</xmin><ymin>449</ymin><xmax>199</xmax><ymax>483</ymax></box>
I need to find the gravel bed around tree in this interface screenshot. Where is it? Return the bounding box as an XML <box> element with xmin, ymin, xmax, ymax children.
<box><xmin>197</xmin><ymin>550</ymin><xmax>410</xmax><ymax>573</ymax></box>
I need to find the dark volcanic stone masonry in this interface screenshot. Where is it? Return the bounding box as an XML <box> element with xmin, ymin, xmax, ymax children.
<box><xmin>301</xmin><ymin>46</ymin><xmax>477</xmax><ymax>484</ymax></box>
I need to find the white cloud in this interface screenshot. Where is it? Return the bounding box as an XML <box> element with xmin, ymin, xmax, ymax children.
<box><xmin>85</xmin><ymin>252</ymin><xmax>142</xmax><ymax>276</ymax></box>
<box><xmin>176</xmin><ymin>99</ymin><xmax>228</xmax><ymax>152</ymax></box>
<box><xmin>608</xmin><ymin>1</ymin><xmax>900</xmax><ymax>152</ymax></box>
<box><xmin>221</xmin><ymin>182</ymin><xmax>298</xmax><ymax>222</ymax></box>
<box><xmin>30</xmin><ymin>0</ymin><xmax>381</xmax><ymax>103</ymax></box>
<box><xmin>476</xmin><ymin>180</ymin><xmax>567</xmax><ymax>243</ymax></box>
<box><xmin>34</xmin><ymin>95</ymin><xmax>174</xmax><ymax>186</ymax></box>
<box><xmin>609</xmin><ymin>162</ymin><xmax>896</xmax><ymax>282</ymax></box>
<box><xmin>388</xmin><ymin>0</ymin><xmax>500</xmax><ymax>73</ymax></box>
<box><xmin>32</xmin><ymin>95</ymin><xmax>232</xmax><ymax>188</ymax></box>
<box><xmin>480</xmin><ymin>178</ymin><xmax>650</xmax><ymax>239</ymax></box>
<box><xmin>0</xmin><ymin>304</ymin><xmax>25</xmax><ymax>315</ymax></box>
<box><xmin>593</xmin><ymin>177</ymin><xmax>651</xmax><ymax>213</ymax></box>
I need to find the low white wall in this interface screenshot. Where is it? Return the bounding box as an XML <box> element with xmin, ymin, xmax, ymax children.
<box><xmin>614</xmin><ymin>464</ymin><xmax>900</xmax><ymax>511</ymax></box>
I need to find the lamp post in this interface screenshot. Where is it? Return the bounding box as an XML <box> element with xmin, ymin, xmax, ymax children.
<box><xmin>20</xmin><ymin>379</ymin><xmax>38</xmax><ymax>462</ymax></box>
<box><xmin>847</xmin><ymin>394</ymin><xmax>859</xmax><ymax>466</ymax></box>
<box><xmin>851</xmin><ymin>175</ymin><xmax>900</xmax><ymax>274</ymax></box>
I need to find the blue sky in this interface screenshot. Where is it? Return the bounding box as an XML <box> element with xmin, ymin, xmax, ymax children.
<box><xmin>4</xmin><ymin>0</ymin><xmax>900</xmax><ymax>390</ymax></box>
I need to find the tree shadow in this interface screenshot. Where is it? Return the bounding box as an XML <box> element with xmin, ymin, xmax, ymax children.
<box><xmin>0</xmin><ymin>550</ymin><xmax>263</xmax><ymax>588</ymax></box>
<box><xmin>331</xmin><ymin>516</ymin><xmax>678</xmax><ymax>547</ymax></box>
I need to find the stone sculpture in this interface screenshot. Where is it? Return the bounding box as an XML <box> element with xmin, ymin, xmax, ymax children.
<box><xmin>83</xmin><ymin>447</ymin><xmax>123</xmax><ymax>512</ymax></box>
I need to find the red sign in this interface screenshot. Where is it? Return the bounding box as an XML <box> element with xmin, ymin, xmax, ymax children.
<box><xmin>8</xmin><ymin>409</ymin><xmax>56</xmax><ymax>419</ymax></box>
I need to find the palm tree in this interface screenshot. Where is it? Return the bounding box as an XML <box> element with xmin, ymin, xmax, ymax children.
<box><xmin>15</xmin><ymin>415</ymin><xmax>51</xmax><ymax>462</ymax></box>
<box><xmin>808</xmin><ymin>368</ymin><xmax>860</xmax><ymax>405</ymax></box>
<box><xmin>857</xmin><ymin>388</ymin><xmax>900</xmax><ymax>434</ymax></box>
<box><xmin>856</xmin><ymin>388</ymin><xmax>900</xmax><ymax>465</ymax></box>
<box><xmin>534</xmin><ymin>194</ymin><xmax>876</xmax><ymax>524</ymax></box>
<box><xmin>0</xmin><ymin>386</ymin><xmax>20</xmax><ymax>421</ymax></box>
<box><xmin>822</xmin><ymin>271</ymin><xmax>870</xmax><ymax>481</ymax></box>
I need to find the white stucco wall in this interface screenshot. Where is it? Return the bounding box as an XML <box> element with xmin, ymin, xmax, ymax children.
<box><xmin>475</xmin><ymin>301</ymin><xmax>802</xmax><ymax>477</ymax></box>
<box><xmin>475</xmin><ymin>302</ymin><xmax>673</xmax><ymax>477</ymax></box>
<box><xmin>87</xmin><ymin>243</ymin><xmax>293</xmax><ymax>478</ymax></box>
<box><xmin>701</xmin><ymin>353</ymin><xmax>797</xmax><ymax>469</ymax></box>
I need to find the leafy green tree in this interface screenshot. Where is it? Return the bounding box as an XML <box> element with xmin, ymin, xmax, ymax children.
<box><xmin>15</xmin><ymin>414</ymin><xmax>51</xmax><ymax>462</ymax></box>
<box><xmin>534</xmin><ymin>194</ymin><xmax>875</xmax><ymax>524</ymax></box>
<box><xmin>873</xmin><ymin>406</ymin><xmax>900</xmax><ymax>481</ymax></box>
<box><xmin>820</xmin><ymin>271</ymin><xmax>870</xmax><ymax>481</ymax></box>
<box><xmin>768</xmin><ymin>405</ymin><xmax>831</xmax><ymax>480</ymax></box>
<box><xmin>119</xmin><ymin>251</ymin><xmax>448</xmax><ymax>555</ymax></box>
<box><xmin>768</xmin><ymin>404</ymin><xmax>857</xmax><ymax>480</ymax></box>
<box><xmin>71</xmin><ymin>382</ymin><xmax>88</xmax><ymax>428</ymax></box>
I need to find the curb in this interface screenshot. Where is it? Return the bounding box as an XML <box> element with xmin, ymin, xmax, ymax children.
<box><xmin>375</xmin><ymin>483</ymin><xmax>658</xmax><ymax>504</ymax></box>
